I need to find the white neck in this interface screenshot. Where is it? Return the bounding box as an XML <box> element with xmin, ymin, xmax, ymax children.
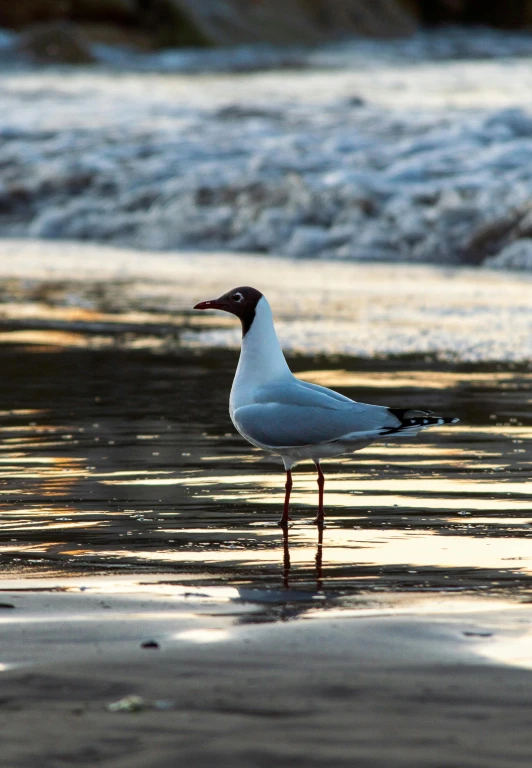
<box><xmin>230</xmin><ymin>296</ymin><xmax>292</xmax><ymax>411</ymax></box>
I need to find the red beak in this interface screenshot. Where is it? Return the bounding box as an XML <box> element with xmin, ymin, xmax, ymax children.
<box><xmin>194</xmin><ymin>298</ymin><xmax>228</xmax><ymax>311</ymax></box>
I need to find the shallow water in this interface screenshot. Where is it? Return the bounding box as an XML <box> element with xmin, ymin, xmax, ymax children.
<box><xmin>0</xmin><ymin>342</ymin><xmax>530</xmax><ymax>596</ymax></box>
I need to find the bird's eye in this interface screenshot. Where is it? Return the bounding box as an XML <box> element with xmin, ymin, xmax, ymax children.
<box><xmin>231</xmin><ymin>292</ymin><xmax>244</xmax><ymax>303</ymax></box>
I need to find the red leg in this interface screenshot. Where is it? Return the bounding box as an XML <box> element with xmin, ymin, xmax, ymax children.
<box><xmin>279</xmin><ymin>469</ymin><xmax>292</xmax><ymax>527</ymax></box>
<box><xmin>313</xmin><ymin>461</ymin><xmax>325</xmax><ymax>527</ymax></box>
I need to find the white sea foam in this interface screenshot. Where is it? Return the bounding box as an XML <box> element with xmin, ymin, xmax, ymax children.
<box><xmin>2</xmin><ymin>28</ymin><xmax>532</xmax><ymax>268</ymax></box>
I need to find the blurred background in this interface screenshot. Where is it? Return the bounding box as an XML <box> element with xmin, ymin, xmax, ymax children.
<box><xmin>2</xmin><ymin>0</ymin><xmax>532</xmax><ymax>270</ymax></box>
<box><xmin>2</xmin><ymin>1</ymin><xmax>532</xmax><ymax>51</ymax></box>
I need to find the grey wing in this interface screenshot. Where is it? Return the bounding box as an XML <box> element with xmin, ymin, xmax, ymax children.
<box><xmin>254</xmin><ymin>378</ymin><xmax>365</xmax><ymax>410</ymax></box>
<box><xmin>296</xmin><ymin>378</ymin><xmax>355</xmax><ymax>405</ymax></box>
<box><xmin>233</xmin><ymin>400</ymin><xmax>400</xmax><ymax>448</ymax></box>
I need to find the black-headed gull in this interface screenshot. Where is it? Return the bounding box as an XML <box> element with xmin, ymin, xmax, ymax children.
<box><xmin>194</xmin><ymin>286</ymin><xmax>458</xmax><ymax>528</ymax></box>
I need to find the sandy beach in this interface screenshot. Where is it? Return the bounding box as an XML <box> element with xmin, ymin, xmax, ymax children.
<box><xmin>0</xmin><ymin>581</ymin><xmax>531</xmax><ymax>767</ymax></box>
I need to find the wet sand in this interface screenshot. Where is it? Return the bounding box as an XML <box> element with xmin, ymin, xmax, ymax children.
<box><xmin>0</xmin><ymin>240</ymin><xmax>531</xmax><ymax>765</ymax></box>
<box><xmin>0</xmin><ymin>239</ymin><xmax>531</xmax><ymax>360</ymax></box>
<box><xmin>1</xmin><ymin>582</ymin><xmax>532</xmax><ymax>767</ymax></box>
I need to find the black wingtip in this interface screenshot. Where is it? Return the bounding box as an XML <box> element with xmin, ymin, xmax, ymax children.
<box><xmin>385</xmin><ymin>409</ymin><xmax>460</xmax><ymax>435</ymax></box>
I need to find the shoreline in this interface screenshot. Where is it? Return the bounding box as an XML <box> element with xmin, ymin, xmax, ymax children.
<box><xmin>0</xmin><ymin>239</ymin><xmax>530</xmax><ymax>362</ymax></box>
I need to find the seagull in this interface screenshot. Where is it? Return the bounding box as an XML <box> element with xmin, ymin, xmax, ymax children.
<box><xmin>194</xmin><ymin>286</ymin><xmax>458</xmax><ymax>528</ymax></box>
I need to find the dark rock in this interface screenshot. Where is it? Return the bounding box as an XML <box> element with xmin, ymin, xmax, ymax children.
<box><xmin>167</xmin><ymin>0</ymin><xmax>416</xmax><ymax>47</ymax></box>
<box><xmin>463</xmin><ymin>214</ymin><xmax>519</xmax><ymax>265</ymax></box>
<box><xmin>2</xmin><ymin>0</ymin><xmax>417</xmax><ymax>52</ymax></box>
<box><xmin>18</xmin><ymin>21</ymin><xmax>94</xmax><ymax>64</ymax></box>
<box><xmin>141</xmin><ymin>640</ymin><xmax>160</xmax><ymax>649</ymax></box>
<box><xmin>0</xmin><ymin>0</ymin><xmax>136</xmax><ymax>28</ymax></box>
<box><xmin>0</xmin><ymin>0</ymin><xmax>67</xmax><ymax>30</ymax></box>
<box><xmin>304</xmin><ymin>0</ymin><xmax>417</xmax><ymax>39</ymax></box>
<box><xmin>77</xmin><ymin>23</ymin><xmax>154</xmax><ymax>50</ymax></box>
<box><xmin>464</xmin><ymin>205</ymin><xmax>532</xmax><ymax>265</ymax></box>
<box><xmin>169</xmin><ymin>0</ymin><xmax>322</xmax><ymax>46</ymax></box>
<box><xmin>485</xmin><ymin>239</ymin><xmax>532</xmax><ymax>271</ymax></box>
<box><xmin>136</xmin><ymin>0</ymin><xmax>212</xmax><ymax>48</ymax></box>
<box><xmin>70</xmin><ymin>0</ymin><xmax>136</xmax><ymax>24</ymax></box>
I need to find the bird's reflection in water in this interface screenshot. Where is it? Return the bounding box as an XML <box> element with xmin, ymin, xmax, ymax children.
<box><xmin>282</xmin><ymin>529</ymin><xmax>290</xmax><ymax>589</ymax></box>
<box><xmin>282</xmin><ymin>526</ymin><xmax>324</xmax><ymax>590</ymax></box>
<box><xmin>315</xmin><ymin>525</ymin><xmax>324</xmax><ymax>590</ymax></box>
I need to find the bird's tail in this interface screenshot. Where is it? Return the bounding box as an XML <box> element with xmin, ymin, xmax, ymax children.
<box><xmin>384</xmin><ymin>408</ymin><xmax>459</xmax><ymax>437</ymax></box>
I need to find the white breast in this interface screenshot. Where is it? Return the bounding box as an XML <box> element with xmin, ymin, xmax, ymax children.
<box><xmin>229</xmin><ymin>296</ymin><xmax>292</xmax><ymax>416</ymax></box>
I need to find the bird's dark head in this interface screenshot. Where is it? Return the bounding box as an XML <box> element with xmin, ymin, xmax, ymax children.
<box><xmin>194</xmin><ymin>286</ymin><xmax>263</xmax><ymax>336</ymax></box>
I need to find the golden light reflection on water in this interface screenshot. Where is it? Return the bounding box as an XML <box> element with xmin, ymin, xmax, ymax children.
<box><xmin>25</xmin><ymin>525</ymin><xmax>531</xmax><ymax>579</ymax></box>
<box><xmin>298</xmin><ymin>370</ymin><xmax>532</xmax><ymax>390</ymax></box>
<box><xmin>0</xmin><ymin>351</ymin><xmax>530</xmax><ymax>594</ymax></box>
<box><xmin>159</xmin><ymin>473</ymin><xmax>532</xmax><ymax>497</ymax></box>
<box><xmin>0</xmin><ymin>521</ymin><xmax>101</xmax><ymax>532</ymax></box>
<box><xmin>0</xmin><ymin>331</ymin><xmax>113</xmax><ymax>348</ymax></box>
<box><xmin>100</xmin><ymin>468</ymin><xmax>531</xmax><ymax>515</ymax></box>
<box><xmin>0</xmin><ymin>454</ymin><xmax>84</xmax><ymax>498</ymax></box>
